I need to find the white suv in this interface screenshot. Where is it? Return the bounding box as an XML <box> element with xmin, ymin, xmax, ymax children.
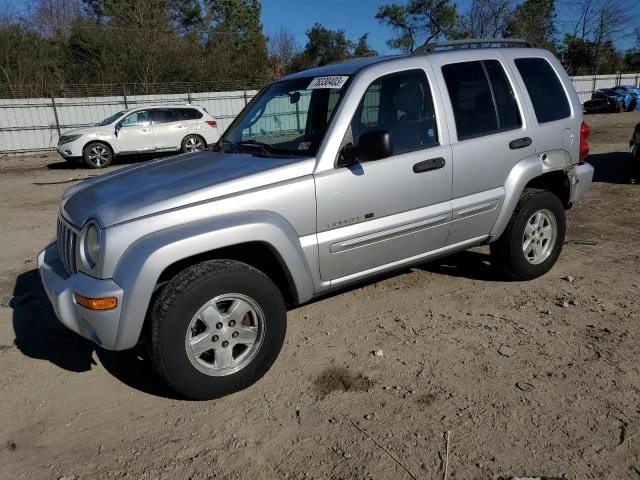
<box><xmin>57</xmin><ymin>105</ymin><xmax>220</xmax><ymax>168</ymax></box>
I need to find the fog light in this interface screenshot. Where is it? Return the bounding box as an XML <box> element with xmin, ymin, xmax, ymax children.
<box><xmin>74</xmin><ymin>293</ymin><xmax>117</xmax><ymax>311</ymax></box>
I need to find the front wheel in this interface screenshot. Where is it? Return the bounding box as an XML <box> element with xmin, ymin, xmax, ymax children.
<box><xmin>150</xmin><ymin>260</ymin><xmax>286</xmax><ymax>400</ymax></box>
<box><xmin>490</xmin><ymin>188</ymin><xmax>565</xmax><ymax>280</ymax></box>
<box><xmin>83</xmin><ymin>142</ymin><xmax>113</xmax><ymax>168</ymax></box>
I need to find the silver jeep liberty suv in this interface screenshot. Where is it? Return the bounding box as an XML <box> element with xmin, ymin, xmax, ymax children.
<box><xmin>38</xmin><ymin>39</ymin><xmax>594</xmax><ymax>399</ymax></box>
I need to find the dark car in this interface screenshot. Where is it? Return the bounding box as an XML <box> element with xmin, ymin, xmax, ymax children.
<box><xmin>584</xmin><ymin>85</ymin><xmax>640</xmax><ymax>114</ymax></box>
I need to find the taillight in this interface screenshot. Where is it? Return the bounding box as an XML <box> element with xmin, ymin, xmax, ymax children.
<box><xmin>205</xmin><ymin>120</ymin><xmax>217</xmax><ymax>127</ymax></box>
<box><xmin>579</xmin><ymin>121</ymin><xmax>590</xmax><ymax>162</ymax></box>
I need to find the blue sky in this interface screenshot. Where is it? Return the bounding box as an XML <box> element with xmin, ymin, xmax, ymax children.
<box><xmin>260</xmin><ymin>0</ymin><xmax>412</xmax><ymax>55</ymax></box>
<box><xmin>1</xmin><ymin>0</ymin><xmax>638</xmax><ymax>53</ymax></box>
<box><xmin>260</xmin><ymin>0</ymin><xmax>639</xmax><ymax>54</ymax></box>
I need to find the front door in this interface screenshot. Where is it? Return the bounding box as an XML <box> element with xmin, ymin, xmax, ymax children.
<box><xmin>115</xmin><ymin>109</ymin><xmax>154</xmax><ymax>153</ymax></box>
<box><xmin>315</xmin><ymin>67</ymin><xmax>453</xmax><ymax>281</ymax></box>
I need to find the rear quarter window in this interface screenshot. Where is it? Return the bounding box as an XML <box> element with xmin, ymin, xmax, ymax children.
<box><xmin>179</xmin><ymin>108</ymin><xmax>203</xmax><ymax>120</ymax></box>
<box><xmin>514</xmin><ymin>57</ymin><xmax>571</xmax><ymax>123</ymax></box>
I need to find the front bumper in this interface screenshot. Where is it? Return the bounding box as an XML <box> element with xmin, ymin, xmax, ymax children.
<box><xmin>37</xmin><ymin>241</ymin><xmax>124</xmax><ymax>350</ymax></box>
<box><xmin>57</xmin><ymin>141</ymin><xmax>83</xmax><ymax>160</ymax></box>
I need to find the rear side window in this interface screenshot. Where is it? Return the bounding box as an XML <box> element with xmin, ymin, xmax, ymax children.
<box><xmin>514</xmin><ymin>58</ymin><xmax>571</xmax><ymax>123</ymax></box>
<box><xmin>178</xmin><ymin>108</ymin><xmax>203</xmax><ymax>120</ymax></box>
<box><xmin>151</xmin><ymin>109</ymin><xmax>178</xmax><ymax>124</ymax></box>
<box><xmin>442</xmin><ymin>60</ymin><xmax>521</xmax><ymax>140</ymax></box>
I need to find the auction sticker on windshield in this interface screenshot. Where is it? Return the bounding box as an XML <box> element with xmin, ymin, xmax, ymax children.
<box><xmin>308</xmin><ymin>76</ymin><xmax>349</xmax><ymax>89</ymax></box>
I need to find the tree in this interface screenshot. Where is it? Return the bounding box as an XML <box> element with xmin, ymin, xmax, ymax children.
<box><xmin>454</xmin><ymin>0</ymin><xmax>513</xmax><ymax>39</ymax></box>
<box><xmin>376</xmin><ymin>0</ymin><xmax>457</xmax><ymax>53</ymax></box>
<box><xmin>33</xmin><ymin>0</ymin><xmax>83</xmax><ymax>37</ymax></box>
<box><xmin>504</xmin><ymin>0</ymin><xmax>555</xmax><ymax>48</ymax></box>
<box><xmin>0</xmin><ymin>23</ymin><xmax>57</xmax><ymax>95</ymax></box>
<box><xmin>268</xmin><ymin>27</ymin><xmax>300</xmax><ymax>78</ymax></box>
<box><xmin>353</xmin><ymin>33</ymin><xmax>378</xmax><ymax>58</ymax></box>
<box><xmin>558</xmin><ymin>0</ymin><xmax>629</xmax><ymax>74</ymax></box>
<box><xmin>202</xmin><ymin>0</ymin><xmax>270</xmax><ymax>82</ymax></box>
<box><xmin>289</xmin><ymin>24</ymin><xmax>378</xmax><ymax>72</ymax></box>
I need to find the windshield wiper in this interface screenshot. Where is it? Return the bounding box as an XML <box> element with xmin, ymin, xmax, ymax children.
<box><xmin>236</xmin><ymin>140</ymin><xmax>275</xmax><ymax>157</ymax></box>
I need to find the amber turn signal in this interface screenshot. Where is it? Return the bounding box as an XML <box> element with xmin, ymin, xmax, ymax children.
<box><xmin>74</xmin><ymin>293</ymin><xmax>117</xmax><ymax>311</ymax></box>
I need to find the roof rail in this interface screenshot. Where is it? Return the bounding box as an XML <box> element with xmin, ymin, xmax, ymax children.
<box><xmin>411</xmin><ymin>38</ymin><xmax>536</xmax><ymax>56</ymax></box>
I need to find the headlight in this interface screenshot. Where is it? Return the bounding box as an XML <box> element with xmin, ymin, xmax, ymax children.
<box><xmin>82</xmin><ymin>222</ymin><xmax>101</xmax><ymax>269</ymax></box>
<box><xmin>59</xmin><ymin>134</ymin><xmax>82</xmax><ymax>145</ymax></box>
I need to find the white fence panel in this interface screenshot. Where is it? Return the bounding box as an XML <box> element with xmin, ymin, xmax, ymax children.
<box><xmin>1</xmin><ymin>72</ymin><xmax>640</xmax><ymax>154</ymax></box>
<box><xmin>0</xmin><ymin>90</ymin><xmax>259</xmax><ymax>153</ymax></box>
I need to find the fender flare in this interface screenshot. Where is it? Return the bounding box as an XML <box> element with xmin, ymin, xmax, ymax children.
<box><xmin>111</xmin><ymin>211</ymin><xmax>315</xmax><ymax>350</ymax></box>
<box><xmin>488</xmin><ymin>156</ymin><xmax>544</xmax><ymax>240</ymax></box>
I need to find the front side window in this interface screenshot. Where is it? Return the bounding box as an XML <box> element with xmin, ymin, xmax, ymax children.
<box><xmin>218</xmin><ymin>76</ymin><xmax>349</xmax><ymax>157</ymax></box>
<box><xmin>122</xmin><ymin>110</ymin><xmax>150</xmax><ymax>127</ymax></box>
<box><xmin>514</xmin><ymin>57</ymin><xmax>571</xmax><ymax>123</ymax></box>
<box><xmin>442</xmin><ymin>60</ymin><xmax>522</xmax><ymax>140</ymax></box>
<box><xmin>349</xmin><ymin>69</ymin><xmax>439</xmax><ymax>155</ymax></box>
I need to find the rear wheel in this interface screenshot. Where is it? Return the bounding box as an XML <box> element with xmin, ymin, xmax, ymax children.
<box><xmin>181</xmin><ymin>135</ymin><xmax>206</xmax><ymax>153</ymax></box>
<box><xmin>490</xmin><ymin>188</ymin><xmax>565</xmax><ymax>280</ymax></box>
<box><xmin>150</xmin><ymin>259</ymin><xmax>286</xmax><ymax>400</ymax></box>
<box><xmin>83</xmin><ymin>142</ymin><xmax>113</xmax><ymax>168</ymax></box>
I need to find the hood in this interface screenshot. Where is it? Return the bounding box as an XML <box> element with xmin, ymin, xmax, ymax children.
<box><xmin>61</xmin><ymin>150</ymin><xmax>315</xmax><ymax>228</ymax></box>
<box><xmin>61</xmin><ymin>125</ymin><xmax>114</xmax><ymax>137</ymax></box>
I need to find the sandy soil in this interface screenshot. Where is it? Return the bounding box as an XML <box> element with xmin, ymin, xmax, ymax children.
<box><xmin>0</xmin><ymin>113</ymin><xmax>639</xmax><ymax>480</ymax></box>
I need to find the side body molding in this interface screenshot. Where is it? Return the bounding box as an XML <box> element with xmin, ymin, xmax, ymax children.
<box><xmin>111</xmin><ymin>211</ymin><xmax>316</xmax><ymax>350</ymax></box>
<box><xmin>488</xmin><ymin>155</ymin><xmax>543</xmax><ymax>240</ymax></box>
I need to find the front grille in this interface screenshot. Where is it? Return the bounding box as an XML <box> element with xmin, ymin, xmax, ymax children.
<box><xmin>57</xmin><ymin>217</ymin><xmax>78</xmax><ymax>275</ymax></box>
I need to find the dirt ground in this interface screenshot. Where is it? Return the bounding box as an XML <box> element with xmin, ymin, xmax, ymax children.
<box><xmin>0</xmin><ymin>112</ymin><xmax>639</xmax><ymax>480</ymax></box>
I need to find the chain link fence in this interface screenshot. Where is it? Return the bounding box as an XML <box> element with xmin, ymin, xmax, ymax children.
<box><xmin>1</xmin><ymin>73</ymin><xmax>639</xmax><ymax>154</ymax></box>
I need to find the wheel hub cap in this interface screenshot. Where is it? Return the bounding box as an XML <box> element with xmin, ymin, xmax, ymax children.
<box><xmin>88</xmin><ymin>146</ymin><xmax>109</xmax><ymax>166</ymax></box>
<box><xmin>184</xmin><ymin>294</ymin><xmax>264</xmax><ymax>376</ymax></box>
<box><xmin>185</xmin><ymin>137</ymin><xmax>203</xmax><ymax>152</ymax></box>
<box><xmin>522</xmin><ymin>209</ymin><xmax>557</xmax><ymax>265</ymax></box>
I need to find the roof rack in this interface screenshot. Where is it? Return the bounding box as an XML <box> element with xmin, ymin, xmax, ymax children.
<box><xmin>411</xmin><ymin>38</ymin><xmax>536</xmax><ymax>56</ymax></box>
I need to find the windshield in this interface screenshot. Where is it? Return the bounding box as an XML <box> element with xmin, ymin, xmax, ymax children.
<box><xmin>217</xmin><ymin>76</ymin><xmax>349</xmax><ymax>157</ymax></box>
<box><xmin>97</xmin><ymin>111</ymin><xmax>125</xmax><ymax>126</ymax></box>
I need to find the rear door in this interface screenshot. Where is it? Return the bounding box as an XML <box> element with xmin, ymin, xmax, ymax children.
<box><xmin>503</xmin><ymin>53</ymin><xmax>579</xmax><ymax>161</ymax></box>
<box><xmin>151</xmin><ymin>108</ymin><xmax>189</xmax><ymax>151</ymax></box>
<box><xmin>431</xmin><ymin>53</ymin><xmax>535</xmax><ymax>244</ymax></box>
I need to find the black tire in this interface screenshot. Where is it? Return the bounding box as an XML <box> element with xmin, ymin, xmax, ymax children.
<box><xmin>180</xmin><ymin>134</ymin><xmax>206</xmax><ymax>153</ymax></box>
<box><xmin>490</xmin><ymin>188</ymin><xmax>566</xmax><ymax>280</ymax></box>
<box><xmin>150</xmin><ymin>259</ymin><xmax>286</xmax><ymax>400</ymax></box>
<box><xmin>83</xmin><ymin>141</ymin><xmax>113</xmax><ymax>168</ymax></box>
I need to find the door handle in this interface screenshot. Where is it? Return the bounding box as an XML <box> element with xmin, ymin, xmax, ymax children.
<box><xmin>509</xmin><ymin>137</ymin><xmax>532</xmax><ymax>149</ymax></box>
<box><xmin>413</xmin><ymin>157</ymin><xmax>445</xmax><ymax>173</ymax></box>
<box><xmin>141</xmin><ymin>128</ymin><xmax>151</xmax><ymax>132</ymax></box>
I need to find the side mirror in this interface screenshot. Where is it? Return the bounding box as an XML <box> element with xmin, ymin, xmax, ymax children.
<box><xmin>336</xmin><ymin>143</ymin><xmax>358</xmax><ymax>168</ymax></box>
<box><xmin>114</xmin><ymin>121</ymin><xmax>122</xmax><ymax>137</ymax></box>
<box><xmin>337</xmin><ymin>130</ymin><xmax>393</xmax><ymax>168</ymax></box>
<box><xmin>289</xmin><ymin>91</ymin><xmax>301</xmax><ymax>104</ymax></box>
<box><xmin>358</xmin><ymin>130</ymin><xmax>393</xmax><ymax>160</ymax></box>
